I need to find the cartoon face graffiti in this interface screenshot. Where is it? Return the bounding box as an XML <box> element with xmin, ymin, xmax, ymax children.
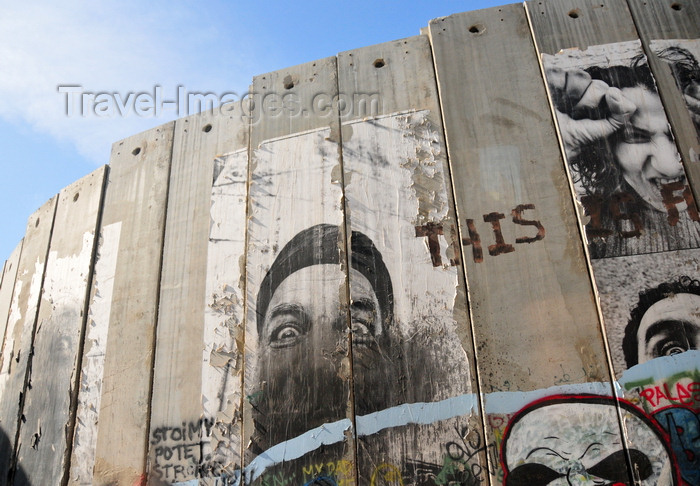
<box><xmin>502</xmin><ymin>396</ymin><xmax>675</xmax><ymax>486</ymax></box>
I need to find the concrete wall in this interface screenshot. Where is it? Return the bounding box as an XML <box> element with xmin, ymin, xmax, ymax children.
<box><xmin>0</xmin><ymin>1</ymin><xmax>698</xmax><ymax>485</ymax></box>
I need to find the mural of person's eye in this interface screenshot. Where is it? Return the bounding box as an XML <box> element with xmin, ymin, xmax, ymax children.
<box><xmin>657</xmin><ymin>339</ymin><xmax>689</xmax><ymax>356</ymax></box>
<box><xmin>350</xmin><ymin>294</ymin><xmax>380</xmax><ymax>345</ymax></box>
<box><xmin>644</xmin><ymin>319</ymin><xmax>693</xmax><ymax>360</ymax></box>
<box><xmin>269</xmin><ymin>322</ymin><xmax>306</xmax><ymax>348</ymax></box>
<box><xmin>352</xmin><ymin>321</ymin><xmax>370</xmax><ymax>335</ymax></box>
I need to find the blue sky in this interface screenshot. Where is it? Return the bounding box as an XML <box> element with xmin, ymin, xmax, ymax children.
<box><xmin>0</xmin><ymin>0</ymin><xmax>506</xmax><ymax>260</ymax></box>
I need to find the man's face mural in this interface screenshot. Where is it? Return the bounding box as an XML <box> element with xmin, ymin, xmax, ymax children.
<box><xmin>623</xmin><ymin>277</ymin><xmax>700</xmax><ymax>368</ymax></box>
<box><xmin>502</xmin><ymin>397</ymin><xmax>675</xmax><ymax>486</ymax></box>
<box><xmin>252</xmin><ymin>224</ymin><xmax>394</xmax><ymax>450</ymax></box>
<box><xmin>635</xmin><ymin>292</ymin><xmax>700</xmax><ymax>364</ymax></box>
<box><xmin>261</xmin><ymin>266</ymin><xmax>382</xmax><ymax>350</ymax></box>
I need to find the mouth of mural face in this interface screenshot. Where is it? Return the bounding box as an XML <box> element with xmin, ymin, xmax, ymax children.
<box><xmin>624</xmin><ymin>173</ymin><xmax>687</xmax><ymax>213</ymax></box>
<box><xmin>351</xmin><ymin>321</ymin><xmax>375</xmax><ymax>345</ymax></box>
<box><xmin>653</xmin><ymin>176</ymin><xmax>684</xmax><ymax>191</ymax></box>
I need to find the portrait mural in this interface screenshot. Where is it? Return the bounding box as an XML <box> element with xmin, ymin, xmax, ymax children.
<box><xmin>543</xmin><ymin>40</ymin><xmax>700</xmax><ymax>259</ymax></box>
<box><xmin>540</xmin><ymin>39</ymin><xmax>700</xmax><ymax>486</ymax></box>
<box><xmin>623</xmin><ymin>275</ymin><xmax>700</xmax><ymax>369</ymax></box>
<box><xmin>251</xmin><ymin>223</ymin><xmax>401</xmax><ymax>450</ymax></box>
<box><xmin>240</xmin><ymin>111</ymin><xmax>485</xmax><ymax>484</ymax></box>
<box><xmin>592</xmin><ymin>248</ymin><xmax>700</xmax><ymax>375</ymax></box>
<box><xmin>4</xmin><ymin>5</ymin><xmax>700</xmax><ymax>485</ymax></box>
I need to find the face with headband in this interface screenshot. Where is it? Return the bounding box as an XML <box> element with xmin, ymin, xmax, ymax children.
<box><xmin>251</xmin><ymin>224</ymin><xmax>394</xmax><ymax>450</ymax></box>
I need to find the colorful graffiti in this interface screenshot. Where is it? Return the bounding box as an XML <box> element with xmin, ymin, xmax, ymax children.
<box><xmin>654</xmin><ymin>406</ymin><xmax>700</xmax><ymax>485</ymax></box>
<box><xmin>501</xmin><ymin>395</ymin><xmax>678</xmax><ymax>486</ymax></box>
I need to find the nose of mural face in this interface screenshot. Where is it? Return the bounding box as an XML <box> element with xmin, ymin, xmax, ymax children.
<box><xmin>566</xmin><ymin>463</ymin><xmax>596</xmax><ymax>485</ymax></box>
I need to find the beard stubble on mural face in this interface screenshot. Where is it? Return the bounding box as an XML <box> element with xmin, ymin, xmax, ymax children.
<box><xmin>255</xmin><ymin>265</ymin><xmax>388</xmax><ymax>448</ymax></box>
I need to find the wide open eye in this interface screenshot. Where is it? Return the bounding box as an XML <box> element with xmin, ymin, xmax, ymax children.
<box><xmin>648</xmin><ymin>320</ymin><xmax>691</xmax><ymax>359</ymax></box>
<box><xmin>352</xmin><ymin>321</ymin><xmax>370</xmax><ymax>335</ymax></box>
<box><xmin>264</xmin><ymin>303</ymin><xmax>309</xmax><ymax>349</ymax></box>
<box><xmin>622</xmin><ymin>125</ymin><xmax>652</xmax><ymax>144</ymax></box>
<box><xmin>270</xmin><ymin>323</ymin><xmax>305</xmax><ymax>348</ymax></box>
<box><xmin>659</xmin><ymin>340</ymin><xmax>688</xmax><ymax>356</ymax></box>
<box><xmin>350</xmin><ymin>297</ymin><xmax>378</xmax><ymax>345</ymax></box>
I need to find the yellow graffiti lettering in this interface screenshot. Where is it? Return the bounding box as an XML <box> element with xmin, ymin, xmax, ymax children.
<box><xmin>370</xmin><ymin>463</ymin><xmax>404</xmax><ymax>486</ymax></box>
<box><xmin>302</xmin><ymin>460</ymin><xmax>354</xmax><ymax>484</ymax></box>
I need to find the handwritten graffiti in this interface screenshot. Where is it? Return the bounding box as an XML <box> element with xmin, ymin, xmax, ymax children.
<box><xmin>501</xmin><ymin>395</ymin><xmax>677</xmax><ymax>486</ymax></box>
<box><xmin>150</xmin><ymin>418</ymin><xmax>236</xmax><ymax>482</ymax></box>
<box><xmin>301</xmin><ymin>460</ymin><xmax>353</xmax><ymax>486</ymax></box>
<box><xmin>640</xmin><ymin>382</ymin><xmax>700</xmax><ymax>408</ymax></box>
<box><xmin>259</xmin><ymin>470</ymin><xmax>296</xmax><ymax>486</ymax></box>
<box><xmin>151</xmin><ymin>419</ymin><xmax>215</xmax><ymax>444</ymax></box>
<box><xmin>582</xmin><ymin>185</ymin><xmax>699</xmax><ymax>239</ymax></box>
<box><xmin>259</xmin><ymin>460</ymin><xmax>399</xmax><ymax>486</ymax></box>
<box><xmin>407</xmin><ymin>456</ymin><xmax>482</xmax><ymax>486</ymax></box>
<box><xmin>370</xmin><ymin>463</ymin><xmax>404</xmax><ymax>486</ymax></box>
<box><xmin>654</xmin><ymin>406</ymin><xmax>700</xmax><ymax>486</ymax></box>
<box><xmin>460</xmin><ymin>204</ymin><xmax>545</xmax><ymax>263</ymax></box>
<box><xmin>406</xmin><ymin>421</ymin><xmax>491</xmax><ymax>486</ymax></box>
<box><xmin>414</xmin><ymin>223</ymin><xmax>459</xmax><ymax>267</ymax></box>
<box><xmin>484</xmin><ymin>415</ymin><xmax>511</xmax><ymax>484</ymax></box>
<box><xmin>303</xmin><ymin>476</ymin><xmax>338</xmax><ymax>486</ymax></box>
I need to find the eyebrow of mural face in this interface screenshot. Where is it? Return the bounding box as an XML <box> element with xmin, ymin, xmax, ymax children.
<box><xmin>525</xmin><ymin>446</ymin><xmax>566</xmax><ymax>460</ymax></box>
<box><xmin>579</xmin><ymin>441</ymin><xmax>604</xmax><ymax>460</ymax></box>
<box><xmin>267</xmin><ymin>303</ymin><xmax>307</xmax><ymax>322</ymax></box>
<box><xmin>623</xmin><ymin>124</ymin><xmax>654</xmax><ymax>142</ymax></box>
<box><xmin>351</xmin><ymin>297</ymin><xmax>376</xmax><ymax>314</ymax></box>
<box><xmin>645</xmin><ymin>320</ymin><xmax>694</xmax><ymax>343</ymax></box>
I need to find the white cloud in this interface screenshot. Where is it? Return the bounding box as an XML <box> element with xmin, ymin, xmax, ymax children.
<box><xmin>0</xmin><ymin>0</ymin><xmax>257</xmax><ymax>163</ymax></box>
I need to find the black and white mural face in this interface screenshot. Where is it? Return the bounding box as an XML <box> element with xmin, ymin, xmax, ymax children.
<box><xmin>260</xmin><ymin>266</ymin><xmax>381</xmax><ymax>350</ymax></box>
<box><xmin>502</xmin><ymin>397</ymin><xmax>675</xmax><ymax>486</ymax></box>
<box><xmin>543</xmin><ymin>41</ymin><xmax>700</xmax><ymax>259</ymax></box>
<box><xmin>591</xmin><ymin>249</ymin><xmax>700</xmax><ymax>374</ymax></box>
<box><xmin>611</xmin><ymin>86</ymin><xmax>681</xmax><ymax>213</ymax></box>
<box><xmin>627</xmin><ymin>289</ymin><xmax>700</xmax><ymax>366</ymax></box>
<box><xmin>650</xmin><ymin>39</ymin><xmax>700</xmax><ymax>139</ymax></box>
<box><xmin>251</xmin><ymin>223</ymin><xmax>397</xmax><ymax>449</ymax></box>
<box><xmin>256</xmin><ymin>263</ymin><xmax>350</xmax><ymax>447</ymax></box>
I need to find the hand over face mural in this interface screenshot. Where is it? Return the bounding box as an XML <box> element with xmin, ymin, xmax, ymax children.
<box><xmin>543</xmin><ymin>42</ymin><xmax>700</xmax><ymax>258</ymax></box>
